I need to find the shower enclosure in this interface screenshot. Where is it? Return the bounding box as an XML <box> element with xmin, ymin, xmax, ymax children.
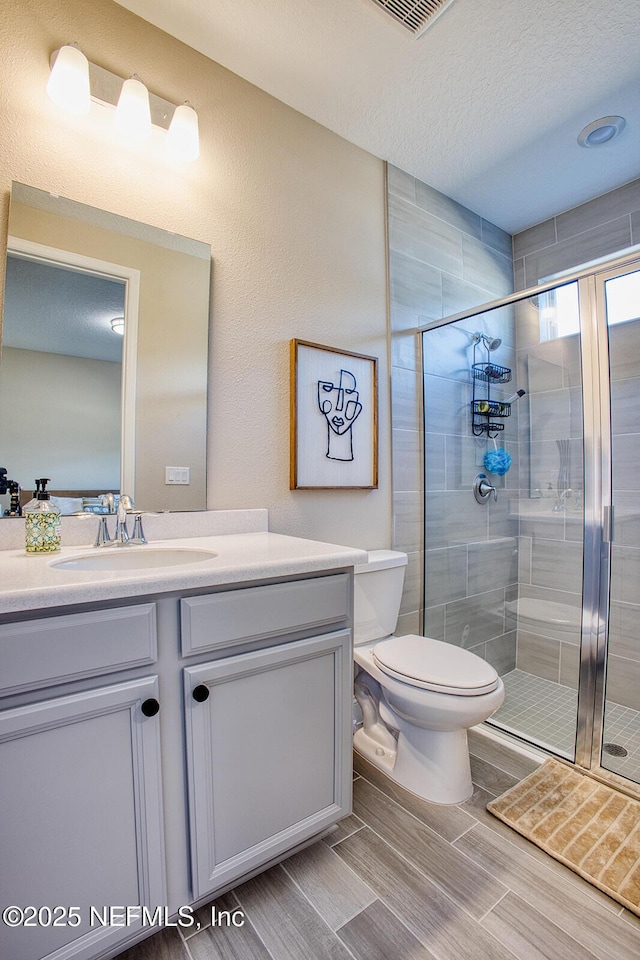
<box><xmin>421</xmin><ymin>251</ymin><xmax>640</xmax><ymax>793</ymax></box>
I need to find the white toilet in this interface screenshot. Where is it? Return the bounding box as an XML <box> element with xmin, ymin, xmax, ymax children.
<box><xmin>353</xmin><ymin>549</ymin><xmax>505</xmax><ymax>804</ymax></box>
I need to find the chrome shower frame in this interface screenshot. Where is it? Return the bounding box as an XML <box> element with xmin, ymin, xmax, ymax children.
<box><xmin>418</xmin><ymin>248</ymin><xmax>640</xmax><ymax>795</ymax></box>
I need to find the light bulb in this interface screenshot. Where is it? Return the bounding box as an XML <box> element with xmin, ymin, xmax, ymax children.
<box><xmin>46</xmin><ymin>45</ymin><xmax>91</xmax><ymax>116</ymax></box>
<box><xmin>166</xmin><ymin>103</ymin><xmax>200</xmax><ymax>162</ymax></box>
<box><xmin>115</xmin><ymin>77</ymin><xmax>151</xmax><ymax>141</ymax></box>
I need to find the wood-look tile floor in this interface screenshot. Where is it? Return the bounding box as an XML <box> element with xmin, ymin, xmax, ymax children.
<box><xmin>116</xmin><ymin>733</ymin><xmax>640</xmax><ymax>960</ymax></box>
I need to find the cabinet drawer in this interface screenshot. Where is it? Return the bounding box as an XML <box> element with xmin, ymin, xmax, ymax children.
<box><xmin>181</xmin><ymin>573</ymin><xmax>350</xmax><ymax>656</ymax></box>
<box><xmin>0</xmin><ymin>604</ymin><xmax>157</xmax><ymax>696</ymax></box>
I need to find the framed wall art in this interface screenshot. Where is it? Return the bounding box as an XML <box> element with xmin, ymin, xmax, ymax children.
<box><xmin>290</xmin><ymin>339</ymin><xmax>378</xmax><ymax>489</ymax></box>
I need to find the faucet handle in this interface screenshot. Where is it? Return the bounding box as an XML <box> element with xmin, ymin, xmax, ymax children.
<box><xmin>114</xmin><ymin>493</ymin><xmax>133</xmax><ymax>544</ymax></box>
<box><xmin>129</xmin><ymin>512</ymin><xmax>148</xmax><ymax>545</ymax></box>
<box><xmin>473</xmin><ymin>473</ymin><xmax>498</xmax><ymax>504</ymax></box>
<box><xmin>94</xmin><ymin>515</ymin><xmax>112</xmax><ymax>547</ymax></box>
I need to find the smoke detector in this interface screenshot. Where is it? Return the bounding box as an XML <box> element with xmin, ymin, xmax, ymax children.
<box><xmin>367</xmin><ymin>0</ymin><xmax>456</xmax><ymax>36</ymax></box>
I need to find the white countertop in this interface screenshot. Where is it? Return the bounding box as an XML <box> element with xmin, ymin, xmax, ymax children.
<box><xmin>0</xmin><ymin>532</ymin><xmax>368</xmax><ymax>616</ymax></box>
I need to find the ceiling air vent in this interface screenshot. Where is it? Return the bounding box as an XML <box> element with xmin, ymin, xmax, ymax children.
<box><xmin>368</xmin><ymin>0</ymin><xmax>455</xmax><ymax>36</ymax></box>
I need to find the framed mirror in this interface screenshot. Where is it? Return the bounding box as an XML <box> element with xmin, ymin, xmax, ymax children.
<box><xmin>0</xmin><ymin>183</ymin><xmax>211</xmax><ymax>515</ymax></box>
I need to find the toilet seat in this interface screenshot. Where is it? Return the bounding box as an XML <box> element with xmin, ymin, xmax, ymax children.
<box><xmin>372</xmin><ymin>634</ymin><xmax>500</xmax><ymax>697</ymax></box>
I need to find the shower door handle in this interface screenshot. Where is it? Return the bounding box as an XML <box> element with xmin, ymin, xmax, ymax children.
<box><xmin>602</xmin><ymin>505</ymin><xmax>614</xmax><ymax>544</ymax></box>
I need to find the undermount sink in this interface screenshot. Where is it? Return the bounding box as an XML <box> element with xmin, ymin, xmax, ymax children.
<box><xmin>50</xmin><ymin>547</ymin><xmax>219</xmax><ymax>572</ymax></box>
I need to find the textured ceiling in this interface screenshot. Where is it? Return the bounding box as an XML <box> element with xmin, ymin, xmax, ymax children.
<box><xmin>114</xmin><ymin>0</ymin><xmax>640</xmax><ymax>233</ymax></box>
<box><xmin>3</xmin><ymin>256</ymin><xmax>125</xmax><ymax>362</ymax></box>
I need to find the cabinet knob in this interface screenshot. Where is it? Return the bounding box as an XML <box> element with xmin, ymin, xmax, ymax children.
<box><xmin>192</xmin><ymin>684</ymin><xmax>210</xmax><ymax>703</ymax></box>
<box><xmin>141</xmin><ymin>698</ymin><xmax>160</xmax><ymax>717</ymax></box>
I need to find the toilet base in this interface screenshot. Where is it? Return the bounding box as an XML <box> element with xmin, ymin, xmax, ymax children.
<box><xmin>354</xmin><ymin>722</ymin><xmax>473</xmax><ymax>805</ymax></box>
<box><xmin>353</xmin><ymin>725</ymin><xmax>396</xmax><ymax>774</ymax></box>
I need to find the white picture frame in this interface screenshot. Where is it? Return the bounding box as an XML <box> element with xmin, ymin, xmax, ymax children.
<box><xmin>290</xmin><ymin>339</ymin><xmax>378</xmax><ymax>489</ymax></box>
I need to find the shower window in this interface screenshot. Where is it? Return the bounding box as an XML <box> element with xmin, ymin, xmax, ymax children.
<box><xmin>537</xmin><ymin>283</ymin><xmax>580</xmax><ymax>341</ymax></box>
<box><xmin>539</xmin><ymin>266</ymin><xmax>640</xmax><ymax>341</ymax></box>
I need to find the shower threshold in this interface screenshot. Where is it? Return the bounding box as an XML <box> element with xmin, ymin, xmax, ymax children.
<box><xmin>490</xmin><ymin>669</ymin><xmax>640</xmax><ymax>785</ymax></box>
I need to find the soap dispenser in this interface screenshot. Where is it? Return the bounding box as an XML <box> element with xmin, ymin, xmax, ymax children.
<box><xmin>24</xmin><ymin>478</ymin><xmax>61</xmax><ymax>554</ymax></box>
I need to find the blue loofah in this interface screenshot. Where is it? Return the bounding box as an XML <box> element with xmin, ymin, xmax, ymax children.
<box><xmin>484</xmin><ymin>448</ymin><xmax>512</xmax><ymax>475</ymax></box>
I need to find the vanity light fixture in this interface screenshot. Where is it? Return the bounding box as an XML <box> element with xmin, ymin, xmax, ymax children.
<box><xmin>166</xmin><ymin>103</ymin><xmax>200</xmax><ymax>162</ymax></box>
<box><xmin>47</xmin><ymin>46</ymin><xmax>200</xmax><ymax>161</ymax></box>
<box><xmin>46</xmin><ymin>44</ymin><xmax>91</xmax><ymax>115</ymax></box>
<box><xmin>115</xmin><ymin>77</ymin><xmax>152</xmax><ymax>142</ymax></box>
<box><xmin>110</xmin><ymin>317</ymin><xmax>125</xmax><ymax>335</ymax></box>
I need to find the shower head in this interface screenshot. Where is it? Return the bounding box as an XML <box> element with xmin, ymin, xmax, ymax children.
<box><xmin>473</xmin><ymin>332</ymin><xmax>502</xmax><ymax>351</ymax></box>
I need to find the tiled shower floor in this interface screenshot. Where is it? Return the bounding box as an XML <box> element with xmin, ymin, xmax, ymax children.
<box><xmin>491</xmin><ymin>669</ymin><xmax>640</xmax><ymax>785</ymax></box>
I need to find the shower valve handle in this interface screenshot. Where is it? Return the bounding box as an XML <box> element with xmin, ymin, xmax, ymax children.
<box><xmin>473</xmin><ymin>473</ymin><xmax>497</xmax><ymax>504</ymax></box>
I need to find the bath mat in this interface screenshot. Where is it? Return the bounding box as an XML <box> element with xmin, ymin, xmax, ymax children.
<box><xmin>487</xmin><ymin>758</ymin><xmax>640</xmax><ymax>916</ymax></box>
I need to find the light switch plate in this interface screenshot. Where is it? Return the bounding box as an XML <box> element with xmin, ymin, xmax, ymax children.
<box><xmin>165</xmin><ymin>467</ymin><xmax>190</xmax><ymax>485</ymax></box>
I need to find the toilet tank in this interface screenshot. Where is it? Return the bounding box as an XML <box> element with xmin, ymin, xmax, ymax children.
<box><xmin>353</xmin><ymin>550</ymin><xmax>408</xmax><ymax>645</ymax></box>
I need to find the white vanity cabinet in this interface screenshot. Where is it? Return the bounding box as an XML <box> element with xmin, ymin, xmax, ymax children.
<box><xmin>0</xmin><ymin>606</ymin><xmax>165</xmax><ymax>960</ymax></box>
<box><xmin>184</xmin><ymin>629</ymin><xmax>352</xmax><ymax>897</ymax></box>
<box><xmin>0</xmin><ymin>563</ymin><xmax>355</xmax><ymax>960</ymax></box>
<box><xmin>180</xmin><ymin>572</ymin><xmax>353</xmax><ymax>898</ymax></box>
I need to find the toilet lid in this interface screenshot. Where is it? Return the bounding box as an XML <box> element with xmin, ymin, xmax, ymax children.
<box><xmin>372</xmin><ymin>634</ymin><xmax>500</xmax><ymax>696</ymax></box>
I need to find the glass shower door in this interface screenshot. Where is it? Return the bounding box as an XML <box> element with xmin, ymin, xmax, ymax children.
<box><xmin>421</xmin><ymin>280</ymin><xmax>587</xmax><ymax>762</ymax></box>
<box><xmin>420</xmin><ymin>254</ymin><xmax>640</xmax><ymax>794</ymax></box>
<box><xmin>489</xmin><ymin>279</ymin><xmax>586</xmax><ymax>760</ymax></box>
<box><xmin>596</xmin><ymin>264</ymin><xmax>640</xmax><ymax>786</ymax></box>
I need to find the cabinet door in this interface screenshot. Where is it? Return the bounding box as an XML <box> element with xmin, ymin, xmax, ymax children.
<box><xmin>184</xmin><ymin>630</ymin><xmax>352</xmax><ymax>898</ymax></box>
<box><xmin>0</xmin><ymin>677</ymin><xmax>165</xmax><ymax>960</ymax></box>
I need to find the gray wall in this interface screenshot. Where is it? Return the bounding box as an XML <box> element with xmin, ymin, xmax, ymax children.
<box><xmin>389</xmin><ymin>164</ymin><xmax>640</xmax><ymax>711</ymax></box>
<box><xmin>512</xmin><ymin>299</ymin><xmax>584</xmax><ymax>688</ymax></box>
<box><xmin>387</xmin><ymin>164</ymin><xmax>514</xmax><ymax>658</ymax></box>
<box><xmin>513</xmin><ymin>179</ymin><xmax>640</xmax><ymax>288</ymax></box>
<box><xmin>0</xmin><ymin>347</ymin><xmax>121</xmax><ymax>495</ymax></box>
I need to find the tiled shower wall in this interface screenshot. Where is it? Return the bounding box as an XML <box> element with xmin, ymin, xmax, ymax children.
<box><xmin>512</xmin><ymin>176</ymin><xmax>640</xmax><ymax>705</ymax></box>
<box><xmin>389</xmin><ymin>164</ymin><xmax>640</xmax><ymax>707</ymax></box>
<box><xmin>513</xmin><ymin>179</ymin><xmax>640</xmax><ymax>290</ymax></box>
<box><xmin>511</xmin><ymin>297</ymin><xmax>585</xmax><ymax>688</ymax></box>
<box><xmin>387</xmin><ymin>164</ymin><xmax>514</xmax><ymax>656</ymax></box>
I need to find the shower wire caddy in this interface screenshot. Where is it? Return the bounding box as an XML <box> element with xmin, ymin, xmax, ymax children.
<box><xmin>471</xmin><ymin>340</ymin><xmax>512</xmax><ymax>437</ymax></box>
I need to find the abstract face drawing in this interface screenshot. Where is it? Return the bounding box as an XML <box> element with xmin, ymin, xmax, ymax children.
<box><xmin>318</xmin><ymin>369</ymin><xmax>363</xmax><ymax>461</ymax></box>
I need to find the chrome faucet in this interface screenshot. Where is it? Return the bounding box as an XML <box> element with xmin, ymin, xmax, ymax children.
<box><xmin>93</xmin><ymin>494</ymin><xmax>148</xmax><ymax>547</ymax></box>
<box><xmin>114</xmin><ymin>494</ymin><xmax>134</xmax><ymax>544</ymax></box>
